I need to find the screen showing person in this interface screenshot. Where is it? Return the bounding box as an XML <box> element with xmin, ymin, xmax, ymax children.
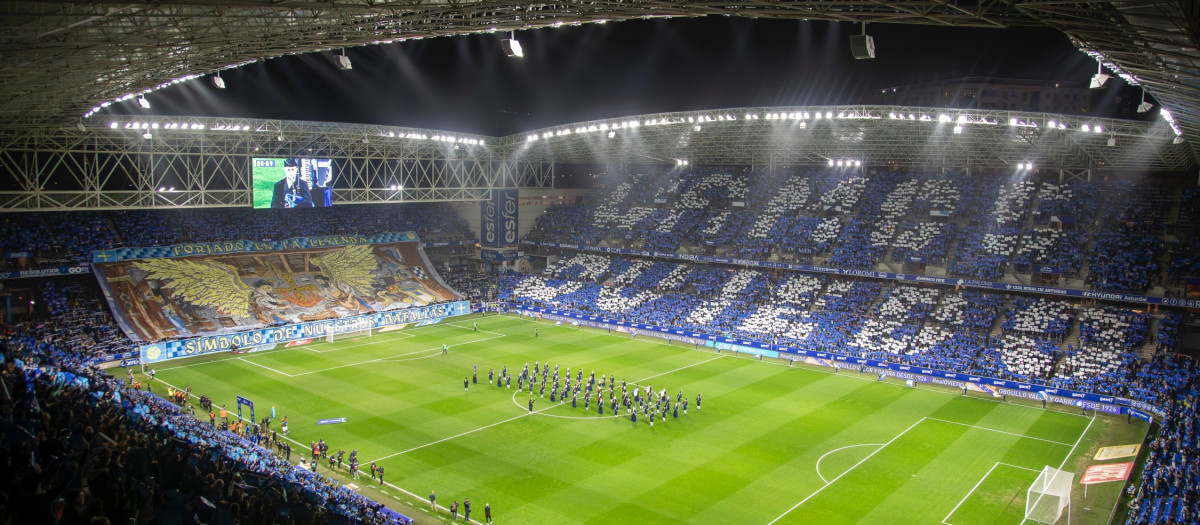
<box><xmin>251</xmin><ymin>157</ymin><xmax>334</xmax><ymax>209</ymax></box>
<box><xmin>309</xmin><ymin>159</ymin><xmax>333</xmax><ymax>207</ymax></box>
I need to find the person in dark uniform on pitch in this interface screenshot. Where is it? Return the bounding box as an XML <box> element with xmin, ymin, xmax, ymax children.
<box><xmin>528</xmin><ymin>397</ymin><xmax>534</xmax><ymax>413</ymax></box>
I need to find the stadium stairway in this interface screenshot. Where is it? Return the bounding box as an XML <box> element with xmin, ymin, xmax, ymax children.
<box><xmin>1139</xmin><ymin>316</ymin><xmax>1162</xmax><ymax>361</ymax></box>
<box><xmin>989</xmin><ymin>307</ymin><xmax>1008</xmax><ymax>339</ymax></box>
<box><xmin>1060</xmin><ymin>319</ymin><xmax>1082</xmax><ymax>356</ymax></box>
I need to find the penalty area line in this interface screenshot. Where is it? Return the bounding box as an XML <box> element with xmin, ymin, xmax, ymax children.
<box><xmin>237</xmin><ymin>357</ymin><xmax>295</xmax><ymax>377</ymax></box>
<box><xmin>766</xmin><ymin>417</ymin><xmax>927</xmax><ymax>525</ymax></box>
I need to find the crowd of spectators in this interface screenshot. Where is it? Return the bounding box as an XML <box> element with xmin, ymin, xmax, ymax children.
<box><xmin>0</xmin><ymin>202</ymin><xmax>473</xmax><ymax>269</ymax></box>
<box><xmin>518</xmin><ymin>171</ymin><xmax>1200</xmax><ymax>299</ymax></box>
<box><xmin>497</xmin><ymin>252</ymin><xmax>1198</xmax><ymax>410</ymax></box>
<box><xmin>1088</xmin><ymin>228</ymin><xmax>1161</xmax><ymax>293</ymax></box>
<box><xmin>0</xmin><ymin>317</ymin><xmax>412</xmax><ymax>525</ymax></box>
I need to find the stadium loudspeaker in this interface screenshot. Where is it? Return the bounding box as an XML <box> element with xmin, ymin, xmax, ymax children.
<box><xmin>850</xmin><ymin>35</ymin><xmax>875</xmax><ymax>59</ymax></box>
<box><xmin>501</xmin><ymin>38</ymin><xmax>524</xmax><ymax>58</ymax></box>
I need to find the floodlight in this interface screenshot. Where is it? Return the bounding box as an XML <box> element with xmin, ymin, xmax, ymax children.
<box><xmin>854</xmin><ymin>160</ymin><xmax>862</xmax><ymax>167</ymax></box>
<box><xmin>1048</xmin><ymin>120</ymin><xmax>1056</xmax><ymax>128</ymax></box>
<box><xmin>211</xmin><ymin>74</ymin><xmax>225</xmax><ymax>89</ymax></box>
<box><xmin>336</xmin><ymin>53</ymin><xmax>352</xmax><ymax>70</ymax></box>
<box><xmin>953</xmin><ymin>125</ymin><xmax>963</xmax><ymax>134</ymax></box>
<box><xmin>142</xmin><ymin>132</ymin><xmax>152</xmax><ymax>139</ymax></box>
<box><xmin>1009</xmin><ymin>118</ymin><xmax>1017</xmax><ymax>126</ymax></box>
<box><xmin>502</xmin><ymin>32</ymin><xmax>524</xmax><ymax>57</ymax></box>
<box><xmin>1081</xmin><ymin>124</ymin><xmax>1090</xmax><ymax>132</ymax></box>
<box><xmin>1093</xmin><ymin>125</ymin><xmax>1102</xmax><ymax>133</ymax></box>
<box><xmin>109</xmin><ymin>122</ymin><xmax>118</xmax><ymax>129</ymax></box>
<box><xmin>1089</xmin><ymin>62</ymin><xmax>1109</xmax><ymax>89</ymax></box>
<box><xmin>137</xmin><ymin>96</ymin><xmax>150</xmax><ymax>109</ymax></box>
<box><xmin>1174</xmin><ymin>136</ymin><xmax>1185</xmax><ymax>144</ymax></box>
<box><xmin>827</xmin><ymin>159</ymin><xmax>834</xmax><ymax>167</ymax></box>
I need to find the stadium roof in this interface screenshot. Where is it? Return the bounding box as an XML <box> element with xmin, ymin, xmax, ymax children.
<box><xmin>500</xmin><ymin>105</ymin><xmax>1189</xmax><ymax>170</ymax></box>
<box><xmin>1</xmin><ymin>1</ymin><xmax>1197</xmax><ymax>168</ymax></box>
<box><xmin>0</xmin><ymin>106</ymin><xmax>1182</xmax><ymax>212</ymax></box>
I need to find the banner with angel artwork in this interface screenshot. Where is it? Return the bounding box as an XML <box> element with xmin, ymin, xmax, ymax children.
<box><xmin>93</xmin><ymin>238</ymin><xmax>461</xmax><ymax>342</ymax></box>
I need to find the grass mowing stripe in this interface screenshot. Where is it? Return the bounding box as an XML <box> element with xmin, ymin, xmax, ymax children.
<box><xmin>288</xmin><ymin>335</ymin><xmax>506</xmax><ymax>377</ymax></box>
<box><xmin>237</xmin><ymin>356</ymin><xmax>294</xmax><ymax>377</ymax></box>
<box><xmin>943</xmin><ymin>461</ymin><xmax>1004</xmax><ymax>524</ymax></box>
<box><xmin>815</xmin><ymin>443</ymin><xmax>885</xmax><ymax>484</ymax></box>
<box><xmin>926</xmin><ymin>417</ymin><xmax>1074</xmax><ymax>446</ymax></box>
<box><xmin>145</xmin><ymin>313</ymin><xmax>1124</xmax><ymax>524</ymax></box>
<box><xmin>766</xmin><ymin>417</ymin><xmax>927</xmax><ymax>525</ymax></box>
<box><xmin>373</xmin><ymin>354</ymin><xmax>726</xmax><ymax>463</ymax></box>
<box><xmin>150</xmin><ymin>376</ymin><xmax>490</xmax><ymax>525</ymax></box>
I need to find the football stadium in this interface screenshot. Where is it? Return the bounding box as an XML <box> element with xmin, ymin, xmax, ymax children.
<box><xmin>2</xmin><ymin>3</ymin><xmax>1199</xmax><ymax>525</ymax></box>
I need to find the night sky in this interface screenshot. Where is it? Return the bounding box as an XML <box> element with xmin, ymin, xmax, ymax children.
<box><xmin>111</xmin><ymin>17</ymin><xmax>1137</xmax><ymax>137</ymax></box>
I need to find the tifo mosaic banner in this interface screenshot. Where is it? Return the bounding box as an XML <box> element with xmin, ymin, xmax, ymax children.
<box><xmin>92</xmin><ymin>231</ymin><xmax>419</xmax><ymax>263</ymax></box>
<box><xmin>93</xmin><ymin>233</ymin><xmax>461</xmax><ymax>342</ymax></box>
<box><xmin>523</xmin><ymin>241</ymin><xmax>1200</xmax><ymax>309</ymax></box>
<box><xmin>495</xmin><ymin>303</ymin><xmax>1166</xmax><ymax>420</ymax></box>
<box><xmin>139</xmin><ymin>301</ymin><xmax>469</xmax><ymax>364</ymax></box>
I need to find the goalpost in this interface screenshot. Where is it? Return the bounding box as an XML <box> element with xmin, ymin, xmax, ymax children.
<box><xmin>326</xmin><ymin>327</ymin><xmax>372</xmax><ymax>343</ymax></box>
<box><xmin>1026</xmin><ymin>466</ymin><xmax>1073</xmax><ymax>524</ymax></box>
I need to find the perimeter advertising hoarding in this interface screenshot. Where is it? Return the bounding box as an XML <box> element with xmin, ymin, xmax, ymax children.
<box><xmin>495</xmin><ymin>303</ymin><xmax>1163</xmax><ymax>420</ymax></box>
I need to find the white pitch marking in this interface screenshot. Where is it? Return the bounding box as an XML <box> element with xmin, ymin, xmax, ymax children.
<box><xmin>943</xmin><ymin>462</ymin><xmax>1045</xmax><ymax>525</ymax></box>
<box><xmin>766</xmin><ymin>417</ymin><xmax>926</xmax><ymax>525</ymax></box>
<box><xmin>502</xmin><ymin>314</ymin><xmax>1072</xmax><ymax>415</ymax></box>
<box><xmin>1014</xmin><ymin>413</ymin><xmax>1096</xmax><ymax>525</ymax></box>
<box><xmin>925</xmin><ymin>417</ymin><xmax>1073</xmax><ymax>446</ymax></box>
<box><xmin>815</xmin><ymin>443</ymin><xmax>885</xmax><ymax>484</ymax></box>
<box><xmin>149</xmin><ymin>378</ymin><xmax>476</xmax><ymax>524</ymax></box>
<box><xmin>305</xmin><ymin>330</ymin><xmax>415</xmax><ymax>353</ymax></box>
<box><xmin>290</xmin><ymin>334</ymin><xmax>506</xmax><ymax>377</ymax></box>
<box><xmin>237</xmin><ymin>357</ymin><xmax>295</xmax><ymax>377</ymax></box>
<box><xmin>942</xmin><ymin>461</ymin><xmax>1002</xmax><ymax>525</ymax></box>
<box><xmin>515</xmin><ymin>355</ymin><xmax>724</xmax><ymax>417</ymax></box>
<box><xmin>371</xmin><ymin>355</ymin><xmax>727</xmax><ymax>464</ymax></box>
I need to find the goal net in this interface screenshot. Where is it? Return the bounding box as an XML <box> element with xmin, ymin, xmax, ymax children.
<box><xmin>326</xmin><ymin>327</ymin><xmax>372</xmax><ymax>343</ymax></box>
<box><xmin>1026</xmin><ymin>466</ymin><xmax>1073</xmax><ymax>524</ymax></box>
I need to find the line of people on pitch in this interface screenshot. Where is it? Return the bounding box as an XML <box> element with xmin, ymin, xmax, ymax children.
<box><xmin>428</xmin><ymin>490</ymin><xmax>494</xmax><ymax>523</ymax></box>
<box><xmin>483</xmin><ymin>361</ymin><xmax>701</xmax><ymax>426</ymax></box>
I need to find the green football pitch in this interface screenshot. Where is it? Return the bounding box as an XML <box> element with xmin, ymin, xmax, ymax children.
<box><xmin>145</xmin><ymin>314</ymin><xmax>1147</xmax><ymax>524</ymax></box>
